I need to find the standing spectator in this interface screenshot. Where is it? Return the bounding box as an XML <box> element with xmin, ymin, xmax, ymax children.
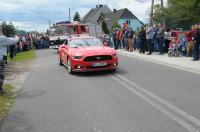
<box><xmin>134</xmin><ymin>31</ymin><xmax>139</xmax><ymax>50</ymax></box>
<box><xmin>157</xmin><ymin>23</ymin><xmax>165</xmax><ymax>55</ymax></box>
<box><xmin>117</xmin><ymin>30</ymin><xmax>122</xmax><ymax>49</ymax></box>
<box><xmin>192</xmin><ymin>25</ymin><xmax>200</xmax><ymax>61</ymax></box>
<box><xmin>153</xmin><ymin>25</ymin><xmax>159</xmax><ymax>52</ymax></box>
<box><xmin>121</xmin><ymin>29</ymin><xmax>125</xmax><ymax>49</ymax></box>
<box><xmin>164</xmin><ymin>28</ymin><xmax>171</xmax><ymax>53</ymax></box>
<box><xmin>124</xmin><ymin>28</ymin><xmax>129</xmax><ymax>51</ymax></box>
<box><xmin>127</xmin><ymin>28</ymin><xmax>134</xmax><ymax>52</ymax></box>
<box><xmin>139</xmin><ymin>27</ymin><xmax>146</xmax><ymax>54</ymax></box>
<box><xmin>146</xmin><ymin>24</ymin><xmax>154</xmax><ymax>55</ymax></box>
<box><xmin>119</xmin><ymin>30</ymin><xmax>123</xmax><ymax>48</ymax></box>
<box><xmin>187</xmin><ymin>25</ymin><xmax>196</xmax><ymax>57</ymax></box>
<box><xmin>30</xmin><ymin>34</ymin><xmax>33</xmax><ymax>48</ymax></box>
<box><xmin>112</xmin><ymin>29</ymin><xmax>118</xmax><ymax>50</ymax></box>
<box><xmin>17</xmin><ymin>39</ymin><xmax>23</xmax><ymax>52</ymax></box>
<box><xmin>9</xmin><ymin>44</ymin><xmax>15</xmax><ymax>59</ymax></box>
<box><xmin>109</xmin><ymin>35</ymin><xmax>114</xmax><ymax>48</ymax></box>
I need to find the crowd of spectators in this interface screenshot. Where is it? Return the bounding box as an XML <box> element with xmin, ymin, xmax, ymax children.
<box><xmin>103</xmin><ymin>23</ymin><xmax>200</xmax><ymax>61</ymax></box>
<box><xmin>9</xmin><ymin>32</ymin><xmax>49</xmax><ymax>59</ymax></box>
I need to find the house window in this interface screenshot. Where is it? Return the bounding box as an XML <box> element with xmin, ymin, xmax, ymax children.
<box><xmin>126</xmin><ymin>20</ymin><xmax>131</xmax><ymax>25</ymax></box>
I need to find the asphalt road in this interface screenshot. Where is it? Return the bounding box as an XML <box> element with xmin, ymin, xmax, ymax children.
<box><xmin>1</xmin><ymin>49</ymin><xmax>200</xmax><ymax>132</ymax></box>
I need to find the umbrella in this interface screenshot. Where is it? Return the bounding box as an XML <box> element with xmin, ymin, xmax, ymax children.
<box><xmin>0</xmin><ymin>35</ymin><xmax>18</xmax><ymax>46</ymax></box>
<box><xmin>0</xmin><ymin>35</ymin><xmax>19</xmax><ymax>60</ymax></box>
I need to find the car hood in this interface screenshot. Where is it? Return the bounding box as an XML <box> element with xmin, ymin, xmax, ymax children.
<box><xmin>69</xmin><ymin>46</ymin><xmax>115</xmax><ymax>56</ymax></box>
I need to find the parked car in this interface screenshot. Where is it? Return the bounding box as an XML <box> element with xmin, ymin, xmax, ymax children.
<box><xmin>58</xmin><ymin>37</ymin><xmax>118</xmax><ymax>74</ymax></box>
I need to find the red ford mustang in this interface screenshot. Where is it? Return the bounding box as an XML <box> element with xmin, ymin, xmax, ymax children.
<box><xmin>58</xmin><ymin>37</ymin><xmax>118</xmax><ymax>74</ymax></box>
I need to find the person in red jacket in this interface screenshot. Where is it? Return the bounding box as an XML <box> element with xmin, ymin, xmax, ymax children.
<box><xmin>187</xmin><ymin>25</ymin><xmax>197</xmax><ymax>57</ymax></box>
<box><xmin>117</xmin><ymin>30</ymin><xmax>122</xmax><ymax>49</ymax></box>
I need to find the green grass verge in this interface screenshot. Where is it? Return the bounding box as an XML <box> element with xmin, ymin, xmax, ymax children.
<box><xmin>8</xmin><ymin>50</ymin><xmax>36</xmax><ymax>62</ymax></box>
<box><xmin>0</xmin><ymin>84</ymin><xmax>15</xmax><ymax>121</ymax></box>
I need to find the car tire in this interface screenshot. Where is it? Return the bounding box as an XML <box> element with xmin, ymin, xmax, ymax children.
<box><xmin>67</xmin><ymin>58</ymin><xmax>73</xmax><ymax>74</ymax></box>
<box><xmin>59</xmin><ymin>58</ymin><xmax>63</xmax><ymax>66</ymax></box>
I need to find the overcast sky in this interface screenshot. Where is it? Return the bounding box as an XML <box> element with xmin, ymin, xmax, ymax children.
<box><xmin>0</xmin><ymin>0</ymin><xmax>167</xmax><ymax>32</ymax></box>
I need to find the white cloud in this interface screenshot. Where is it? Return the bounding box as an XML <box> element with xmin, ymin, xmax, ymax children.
<box><xmin>0</xmin><ymin>0</ymin><xmax>167</xmax><ymax>32</ymax></box>
<box><xmin>12</xmin><ymin>21</ymin><xmax>49</xmax><ymax>32</ymax></box>
<box><xmin>0</xmin><ymin>2</ymin><xmax>20</xmax><ymax>12</ymax></box>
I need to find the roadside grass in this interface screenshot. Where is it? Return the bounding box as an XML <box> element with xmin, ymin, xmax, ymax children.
<box><xmin>0</xmin><ymin>84</ymin><xmax>15</xmax><ymax>121</ymax></box>
<box><xmin>8</xmin><ymin>50</ymin><xmax>36</xmax><ymax>62</ymax></box>
<box><xmin>0</xmin><ymin>50</ymin><xmax>36</xmax><ymax>122</ymax></box>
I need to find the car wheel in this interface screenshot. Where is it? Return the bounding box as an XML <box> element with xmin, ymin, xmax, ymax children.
<box><xmin>67</xmin><ymin>58</ymin><xmax>73</xmax><ymax>74</ymax></box>
<box><xmin>59</xmin><ymin>58</ymin><xmax>63</xmax><ymax>66</ymax></box>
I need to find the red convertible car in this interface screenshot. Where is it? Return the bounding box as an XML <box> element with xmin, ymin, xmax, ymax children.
<box><xmin>58</xmin><ymin>37</ymin><xmax>118</xmax><ymax>74</ymax></box>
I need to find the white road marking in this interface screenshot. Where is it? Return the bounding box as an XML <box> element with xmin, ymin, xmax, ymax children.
<box><xmin>111</xmin><ymin>75</ymin><xmax>200</xmax><ymax>132</ymax></box>
<box><xmin>118</xmin><ymin>52</ymin><xmax>200</xmax><ymax>75</ymax></box>
<box><xmin>115</xmin><ymin>74</ymin><xmax>200</xmax><ymax>128</ymax></box>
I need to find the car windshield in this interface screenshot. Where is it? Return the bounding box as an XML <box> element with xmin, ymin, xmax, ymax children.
<box><xmin>50</xmin><ymin>27</ymin><xmax>69</xmax><ymax>36</ymax></box>
<box><xmin>68</xmin><ymin>38</ymin><xmax>103</xmax><ymax>48</ymax></box>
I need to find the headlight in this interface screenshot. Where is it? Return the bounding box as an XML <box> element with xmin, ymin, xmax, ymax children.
<box><xmin>72</xmin><ymin>55</ymin><xmax>83</xmax><ymax>60</ymax></box>
<box><xmin>113</xmin><ymin>53</ymin><xmax>118</xmax><ymax>58</ymax></box>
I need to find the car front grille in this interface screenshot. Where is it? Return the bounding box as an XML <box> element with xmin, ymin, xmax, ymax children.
<box><xmin>84</xmin><ymin>55</ymin><xmax>112</xmax><ymax>62</ymax></box>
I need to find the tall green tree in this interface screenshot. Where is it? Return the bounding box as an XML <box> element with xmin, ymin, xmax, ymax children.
<box><xmin>152</xmin><ymin>0</ymin><xmax>200</xmax><ymax>30</ymax></box>
<box><xmin>73</xmin><ymin>12</ymin><xmax>81</xmax><ymax>22</ymax></box>
<box><xmin>102</xmin><ymin>20</ymin><xmax>110</xmax><ymax>34</ymax></box>
<box><xmin>0</xmin><ymin>21</ymin><xmax>16</xmax><ymax>37</ymax></box>
<box><xmin>98</xmin><ymin>13</ymin><xmax>110</xmax><ymax>34</ymax></box>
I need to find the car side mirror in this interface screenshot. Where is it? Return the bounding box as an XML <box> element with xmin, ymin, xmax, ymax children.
<box><xmin>103</xmin><ymin>42</ymin><xmax>109</xmax><ymax>46</ymax></box>
<box><xmin>60</xmin><ymin>45</ymin><xmax>67</xmax><ymax>49</ymax></box>
<box><xmin>64</xmin><ymin>40</ymin><xmax>68</xmax><ymax>45</ymax></box>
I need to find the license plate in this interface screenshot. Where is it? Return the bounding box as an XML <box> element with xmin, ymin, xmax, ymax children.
<box><xmin>92</xmin><ymin>62</ymin><xmax>107</xmax><ymax>67</ymax></box>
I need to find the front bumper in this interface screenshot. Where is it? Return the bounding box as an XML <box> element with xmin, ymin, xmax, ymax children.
<box><xmin>71</xmin><ymin>58</ymin><xmax>118</xmax><ymax>72</ymax></box>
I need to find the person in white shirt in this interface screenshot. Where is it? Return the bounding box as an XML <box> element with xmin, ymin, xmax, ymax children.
<box><xmin>164</xmin><ymin>28</ymin><xmax>172</xmax><ymax>53</ymax></box>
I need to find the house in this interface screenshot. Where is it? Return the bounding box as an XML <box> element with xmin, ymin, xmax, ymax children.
<box><xmin>105</xmin><ymin>8</ymin><xmax>144</xmax><ymax>31</ymax></box>
<box><xmin>81</xmin><ymin>5</ymin><xmax>143</xmax><ymax>31</ymax></box>
<box><xmin>81</xmin><ymin>5</ymin><xmax>111</xmax><ymax>24</ymax></box>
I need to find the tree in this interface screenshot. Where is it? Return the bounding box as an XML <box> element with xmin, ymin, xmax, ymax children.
<box><xmin>0</xmin><ymin>21</ymin><xmax>16</xmax><ymax>37</ymax></box>
<box><xmin>98</xmin><ymin>13</ymin><xmax>110</xmax><ymax>34</ymax></box>
<box><xmin>17</xmin><ymin>30</ymin><xmax>26</xmax><ymax>36</ymax></box>
<box><xmin>73</xmin><ymin>12</ymin><xmax>81</xmax><ymax>22</ymax></box>
<box><xmin>102</xmin><ymin>20</ymin><xmax>110</xmax><ymax>34</ymax></box>
<box><xmin>152</xmin><ymin>0</ymin><xmax>200</xmax><ymax>30</ymax></box>
<box><xmin>111</xmin><ymin>21</ymin><xmax>121</xmax><ymax>32</ymax></box>
<box><xmin>152</xmin><ymin>4</ymin><xmax>167</xmax><ymax>24</ymax></box>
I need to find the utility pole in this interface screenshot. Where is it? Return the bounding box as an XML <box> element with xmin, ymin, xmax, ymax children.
<box><xmin>69</xmin><ymin>8</ymin><xmax>71</xmax><ymax>22</ymax></box>
<box><xmin>49</xmin><ymin>20</ymin><xmax>51</xmax><ymax>28</ymax></box>
<box><xmin>150</xmin><ymin>0</ymin><xmax>154</xmax><ymax>26</ymax></box>
<box><xmin>17</xmin><ymin>25</ymin><xmax>18</xmax><ymax>35</ymax></box>
<box><xmin>160</xmin><ymin>0</ymin><xmax>165</xmax><ymax>27</ymax></box>
<box><xmin>161</xmin><ymin>0</ymin><xmax>164</xmax><ymax>8</ymax></box>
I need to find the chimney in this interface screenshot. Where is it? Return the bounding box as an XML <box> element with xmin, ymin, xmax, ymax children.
<box><xmin>99</xmin><ymin>5</ymin><xmax>103</xmax><ymax>8</ymax></box>
<box><xmin>113</xmin><ymin>9</ymin><xmax>116</xmax><ymax>13</ymax></box>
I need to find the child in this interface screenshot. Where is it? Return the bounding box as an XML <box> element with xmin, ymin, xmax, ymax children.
<box><xmin>169</xmin><ymin>37</ymin><xmax>177</xmax><ymax>50</ymax></box>
<box><xmin>168</xmin><ymin>37</ymin><xmax>179</xmax><ymax>56</ymax></box>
